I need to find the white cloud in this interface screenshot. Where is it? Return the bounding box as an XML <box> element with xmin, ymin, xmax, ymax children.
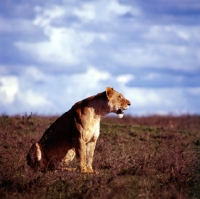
<box><xmin>144</xmin><ymin>73</ymin><xmax>160</xmax><ymax>80</ymax></box>
<box><xmin>63</xmin><ymin>67</ymin><xmax>111</xmax><ymax>100</ymax></box>
<box><xmin>108</xmin><ymin>0</ymin><xmax>133</xmax><ymax>16</ymax></box>
<box><xmin>0</xmin><ymin>67</ymin><xmax>198</xmax><ymax>116</ymax></box>
<box><xmin>112</xmin><ymin>46</ymin><xmax>161</xmax><ymax>68</ymax></box>
<box><xmin>15</xmin><ymin>3</ymin><xmax>110</xmax><ymax>66</ymax></box>
<box><xmin>142</xmin><ymin>25</ymin><xmax>195</xmax><ymax>43</ymax></box>
<box><xmin>73</xmin><ymin>0</ymin><xmax>139</xmax><ymax>22</ymax></box>
<box><xmin>0</xmin><ymin>76</ymin><xmax>19</xmax><ymax>105</ymax></box>
<box><xmin>186</xmin><ymin>87</ymin><xmax>200</xmax><ymax>96</ymax></box>
<box><xmin>1</xmin><ymin>0</ymin><xmax>200</xmax><ymax>116</ymax></box>
<box><xmin>126</xmin><ymin>88</ymin><xmax>163</xmax><ymax>107</ymax></box>
<box><xmin>0</xmin><ymin>67</ymin><xmax>112</xmax><ymax>115</ymax></box>
<box><xmin>13</xmin><ymin>1</ymin><xmax>199</xmax><ymax>73</ymax></box>
<box><xmin>15</xmin><ymin>28</ymin><xmax>80</xmax><ymax>65</ymax></box>
<box><xmin>33</xmin><ymin>6</ymin><xmax>65</xmax><ymax>27</ymax></box>
<box><xmin>73</xmin><ymin>67</ymin><xmax>110</xmax><ymax>83</ymax></box>
<box><xmin>18</xmin><ymin>90</ymin><xmax>50</xmax><ymax>107</ymax></box>
<box><xmin>24</xmin><ymin>66</ymin><xmax>46</xmax><ymax>82</ymax></box>
<box><xmin>116</xmin><ymin>74</ymin><xmax>134</xmax><ymax>84</ymax></box>
<box><xmin>13</xmin><ymin>1</ymin><xmax>140</xmax><ymax>67</ymax></box>
<box><xmin>74</xmin><ymin>3</ymin><xmax>96</xmax><ymax>21</ymax></box>
<box><xmin>121</xmin><ymin>87</ymin><xmax>190</xmax><ymax>115</ymax></box>
<box><xmin>15</xmin><ymin>27</ymin><xmax>108</xmax><ymax>65</ymax></box>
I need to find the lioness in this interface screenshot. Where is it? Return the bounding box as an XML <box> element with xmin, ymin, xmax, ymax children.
<box><xmin>27</xmin><ymin>87</ymin><xmax>131</xmax><ymax>173</ymax></box>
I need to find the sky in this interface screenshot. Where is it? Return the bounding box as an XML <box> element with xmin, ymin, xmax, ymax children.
<box><xmin>0</xmin><ymin>0</ymin><xmax>200</xmax><ymax>116</ymax></box>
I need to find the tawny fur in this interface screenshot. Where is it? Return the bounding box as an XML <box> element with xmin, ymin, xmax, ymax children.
<box><xmin>26</xmin><ymin>87</ymin><xmax>131</xmax><ymax>173</ymax></box>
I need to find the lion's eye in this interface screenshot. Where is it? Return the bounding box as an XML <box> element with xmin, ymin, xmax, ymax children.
<box><xmin>118</xmin><ymin>95</ymin><xmax>122</xmax><ymax>99</ymax></box>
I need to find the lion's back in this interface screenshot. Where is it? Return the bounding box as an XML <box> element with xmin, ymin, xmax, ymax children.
<box><xmin>39</xmin><ymin>110</ymin><xmax>75</xmax><ymax>150</ymax></box>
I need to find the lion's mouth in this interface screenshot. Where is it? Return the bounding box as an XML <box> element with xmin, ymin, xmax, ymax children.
<box><xmin>117</xmin><ymin>109</ymin><xmax>124</xmax><ymax>114</ymax></box>
<box><xmin>117</xmin><ymin>109</ymin><xmax>124</xmax><ymax>118</ymax></box>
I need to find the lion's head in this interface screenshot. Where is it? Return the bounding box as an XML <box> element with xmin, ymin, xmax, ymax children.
<box><xmin>106</xmin><ymin>87</ymin><xmax>131</xmax><ymax>118</ymax></box>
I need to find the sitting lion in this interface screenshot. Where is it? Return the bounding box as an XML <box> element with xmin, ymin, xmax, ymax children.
<box><xmin>26</xmin><ymin>87</ymin><xmax>131</xmax><ymax>173</ymax></box>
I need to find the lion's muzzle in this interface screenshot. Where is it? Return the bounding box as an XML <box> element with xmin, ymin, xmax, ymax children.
<box><xmin>117</xmin><ymin>100</ymin><xmax>131</xmax><ymax>118</ymax></box>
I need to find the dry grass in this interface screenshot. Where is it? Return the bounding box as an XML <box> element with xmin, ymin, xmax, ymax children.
<box><xmin>0</xmin><ymin>114</ymin><xmax>200</xmax><ymax>198</ymax></box>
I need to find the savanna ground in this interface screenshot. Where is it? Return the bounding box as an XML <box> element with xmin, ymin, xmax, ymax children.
<box><xmin>0</xmin><ymin>114</ymin><xmax>200</xmax><ymax>199</ymax></box>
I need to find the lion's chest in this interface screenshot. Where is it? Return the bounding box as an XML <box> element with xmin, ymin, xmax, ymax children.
<box><xmin>83</xmin><ymin>119</ymin><xmax>100</xmax><ymax>143</ymax></box>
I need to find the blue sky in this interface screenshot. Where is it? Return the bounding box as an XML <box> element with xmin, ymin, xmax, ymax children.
<box><xmin>0</xmin><ymin>0</ymin><xmax>200</xmax><ymax>116</ymax></box>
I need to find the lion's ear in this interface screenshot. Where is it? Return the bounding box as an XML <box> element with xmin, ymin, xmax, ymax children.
<box><xmin>106</xmin><ymin>87</ymin><xmax>114</xmax><ymax>100</ymax></box>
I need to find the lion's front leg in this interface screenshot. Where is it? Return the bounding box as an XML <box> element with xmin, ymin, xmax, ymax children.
<box><xmin>78</xmin><ymin>139</ymin><xmax>87</xmax><ymax>173</ymax></box>
<box><xmin>86</xmin><ymin>136</ymin><xmax>98</xmax><ymax>173</ymax></box>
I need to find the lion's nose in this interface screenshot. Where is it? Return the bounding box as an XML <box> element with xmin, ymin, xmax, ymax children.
<box><xmin>127</xmin><ymin>100</ymin><xmax>131</xmax><ymax>106</ymax></box>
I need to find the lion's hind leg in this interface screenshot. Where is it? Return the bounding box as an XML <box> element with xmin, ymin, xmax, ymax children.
<box><xmin>26</xmin><ymin>143</ymin><xmax>47</xmax><ymax>171</ymax></box>
<box><xmin>62</xmin><ymin>148</ymin><xmax>76</xmax><ymax>171</ymax></box>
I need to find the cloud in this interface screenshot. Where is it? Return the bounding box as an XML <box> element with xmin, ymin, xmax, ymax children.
<box><xmin>0</xmin><ymin>67</ymin><xmax>113</xmax><ymax>115</ymax></box>
<box><xmin>127</xmin><ymin>69</ymin><xmax>200</xmax><ymax>88</ymax></box>
<box><xmin>72</xmin><ymin>0</ymin><xmax>137</xmax><ymax>22</ymax></box>
<box><xmin>108</xmin><ymin>0</ymin><xmax>133</xmax><ymax>16</ymax></box>
<box><xmin>0</xmin><ymin>0</ymin><xmax>200</xmax><ymax>116</ymax></box>
<box><xmin>116</xmin><ymin>74</ymin><xmax>134</xmax><ymax>84</ymax></box>
<box><xmin>14</xmin><ymin>4</ymin><xmax>111</xmax><ymax>67</ymax></box>
<box><xmin>0</xmin><ymin>65</ymin><xmax>199</xmax><ymax>116</ymax></box>
<box><xmin>0</xmin><ymin>76</ymin><xmax>19</xmax><ymax>105</ymax></box>
<box><xmin>126</xmin><ymin>87</ymin><xmax>200</xmax><ymax>115</ymax></box>
<box><xmin>18</xmin><ymin>90</ymin><xmax>50</xmax><ymax>107</ymax></box>
<box><xmin>74</xmin><ymin>3</ymin><xmax>96</xmax><ymax>21</ymax></box>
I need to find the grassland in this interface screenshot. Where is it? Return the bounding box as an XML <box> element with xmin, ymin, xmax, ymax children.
<box><xmin>0</xmin><ymin>114</ymin><xmax>200</xmax><ymax>198</ymax></box>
